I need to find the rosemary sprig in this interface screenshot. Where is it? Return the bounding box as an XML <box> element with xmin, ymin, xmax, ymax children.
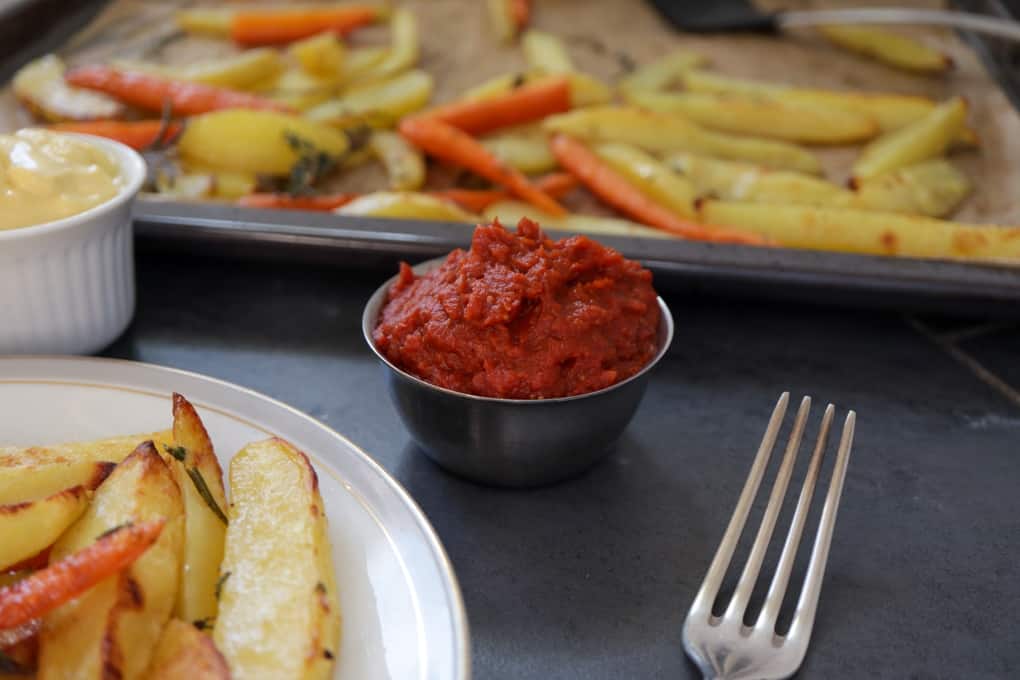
<box><xmin>96</xmin><ymin>522</ymin><xmax>132</xmax><ymax>541</ymax></box>
<box><xmin>193</xmin><ymin>617</ymin><xmax>215</xmax><ymax>631</ymax></box>
<box><xmin>186</xmin><ymin>467</ymin><xmax>228</xmax><ymax>525</ymax></box>
<box><xmin>0</xmin><ymin>649</ymin><xmax>27</xmax><ymax>675</ymax></box>
<box><xmin>282</xmin><ymin>126</ymin><xmax>372</xmax><ymax>196</ymax></box>
<box><xmin>215</xmin><ymin>571</ymin><xmax>231</xmax><ymax>600</ymax></box>
<box><xmin>164</xmin><ymin>444</ymin><xmax>187</xmax><ymax>462</ymax></box>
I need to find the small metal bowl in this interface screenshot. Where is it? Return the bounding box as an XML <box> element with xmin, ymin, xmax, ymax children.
<box><xmin>363</xmin><ymin>258</ymin><xmax>675</xmax><ymax>488</ymax></box>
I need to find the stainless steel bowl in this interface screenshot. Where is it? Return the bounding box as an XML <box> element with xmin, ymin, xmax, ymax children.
<box><xmin>363</xmin><ymin>258</ymin><xmax>675</xmax><ymax>488</ymax></box>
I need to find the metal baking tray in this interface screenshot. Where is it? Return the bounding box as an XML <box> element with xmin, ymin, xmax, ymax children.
<box><xmin>7</xmin><ymin>0</ymin><xmax>1020</xmax><ymax>315</ymax></box>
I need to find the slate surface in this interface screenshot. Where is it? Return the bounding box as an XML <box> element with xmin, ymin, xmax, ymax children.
<box><xmin>105</xmin><ymin>254</ymin><xmax>1020</xmax><ymax>679</ymax></box>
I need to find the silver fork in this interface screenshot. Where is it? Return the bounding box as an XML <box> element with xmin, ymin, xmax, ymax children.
<box><xmin>682</xmin><ymin>393</ymin><xmax>856</xmax><ymax>680</ymax></box>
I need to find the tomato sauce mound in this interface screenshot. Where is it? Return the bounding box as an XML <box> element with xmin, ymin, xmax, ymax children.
<box><xmin>373</xmin><ymin>218</ymin><xmax>662</xmax><ymax>399</ymax></box>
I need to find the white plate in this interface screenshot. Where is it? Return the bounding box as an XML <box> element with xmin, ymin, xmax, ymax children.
<box><xmin>0</xmin><ymin>356</ymin><xmax>470</xmax><ymax>680</ymax></box>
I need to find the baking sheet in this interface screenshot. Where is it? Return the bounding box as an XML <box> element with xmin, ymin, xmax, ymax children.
<box><xmin>2</xmin><ymin>0</ymin><xmax>1019</xmax><ymax>311</ymax></box>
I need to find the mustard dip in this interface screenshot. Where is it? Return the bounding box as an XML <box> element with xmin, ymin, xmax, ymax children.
<box><xmin>0</xmin><ymin>129</ymin><xmax>123</xmax><ymax>231</ymax></box>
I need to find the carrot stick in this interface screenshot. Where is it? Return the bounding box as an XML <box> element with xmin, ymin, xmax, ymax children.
<box><xmin>399</xmin><ymin>117</ymin><xmax>566</xmax><ymax>216</ymax></box>
<box><xmin>549</xmin><ymin>133</ymin><xmax>765</xmax><ymax>245</ymax></box>
<box><xmin>49</xmin><ymin>120</ymin><xmax>182</xmax><ymax>150</ymax></box>
<box><xmin>418</xmin><ymin>78</ymin><xmax>570</xmax><ymax>135</ymax></box>
<box><xmin>66</xmin><ymin>67</ymin><xmax>292</xmax><ymax>115</ymax></box>
<box><xmin>510</xmin><ymin>0</ymin><xmax>530</xmax><ymax>29</ymax></box>
<box><xmin>0</xmin><ymin>519</ymin><xmax>164</xmax><ymax>630</ymax></box>
<box><xmin>231</xmin><ymin>6</ymin><xmax>379</xmax><ymax>46</ymax></box>
<box><xmin>433</xmin><ymin>172</ymin><xmax>578</xmax><ymax>212</ymax></box>
<box><xmin>237</xmin><ymin>193</ymin><xmax>358</xmax><ymax>211</ymax></box>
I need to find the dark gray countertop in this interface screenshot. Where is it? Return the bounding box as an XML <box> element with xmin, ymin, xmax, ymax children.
<box><xmin>104</xmin><ymin>253</ymin><xmax>1020</xmax><ymax>679</ymax></box>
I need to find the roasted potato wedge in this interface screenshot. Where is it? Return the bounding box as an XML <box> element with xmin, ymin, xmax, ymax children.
<box><xmin>12</xmin><ymin>54</ymin><xmax>123</xmax><ymax>123</ymax></box>
<box><xmin>483</xmin><ymin>201</ymin><xmax>673</xmax><ymax>239</ymax></box>
<box><xmin>146</xmin><ymin>619</ymin><xmax>230</xmax><ymax>680</ymax></box>
<box><xmin>0</xmin><ymin>431</ymin><xmax>171</xmax><ymax>504</ymax></box>
<box><xmin>595</xmin><ymin>143</ymin><xmax>696</xmax><ymax>218</ymax></box>
<box><xmin>618</xmin><ymin>49</ymin><xmax>708</xmax><ymax>94</ymax></box>
<box><xmin>0</xmin><ymin>485</ymin><xmax>89</xmax><ymax>571</ymax></box>
<box><xmin>481</xmin><ymin>126</ymin><xmax>558</xmax><ymax>175</ymax></box>
<box><xmin>465</xmin><ymin>71</ymin><xmax>611</xmax><ymax>108</ymax></box>
<box><xmin>306</xmin><ymin>69</ymin><xmax>434</xmax><ymax>128</ymax></box>
<box><xmin>349</xmin><ymin>7</ymin><xmax>418</xmax><ymax>84</ymax></box>
<box><xmin>290</xmin><ymin>33</ymin><xmax>347</xmax><ymax>79</ymax></box>
<box><xmin>214</xmin><ymin>438</ymin><xmax>340</xmax><ymax>680</ymax></box>
<box><xmin>665</xmin><ymin>152</ymin><xmax>852</xmax><ymax>206</ymax></box>
<box><xmin>543</xmin><ymin>107</ymin><xmax>822</xmax><ymax>174</ymax></box>
<box><xmin>181</xmin><ymin>164</ymin><xmax>258</xmax><ymax>200</ymax></box>
<box><xmin>370</xmin><ymin>130</ymin><xmax>426</xmax><ymax>190</ymax></box>
<box><xmin>344</xmin><ymin>46</ymin><xmax>388</xmax><ymax>82</ymax></box>
<box><xmin>625</xmin><ymin>90</ymin><xmax>878</xmax><ymax>145</ymax></box>
<box><xmin>522</xmin><ymin>30</ymin><xmax>574</xmax><ymax>74</ymax></box>
<box><xmin>115</xmin><ymin>49</ymin><xmax>283</xmax><ymax>90</ymax></box>
<box><xmin>853</xmin><ymin>159</ymin><xmax>972</xmax><ymax>218</ymax></box>
<box><xmin>851</xmin><ymin>97</ymin><xmax>967</xmax><ymax>183</ymax></box>
<box><xmin>486</xmin><ymin>0</ymin><xmax>517</xmax><ymax>43</ymax></box>
<box><xmin>337</xmin><ymin>191</ymin><xmax>479</xmax><ymax>221</ymax></box>
<box><xmin>178</xmin><ymin>109</ymin><xmax>351</xmax><ymax>175</ymax></box>
<box><xmin>175</xmin><ymin>8</ymin><xmax>232</xmax><ymax>37</ymax></box>
<box><xmin>818</xmin><ymin>25</ymin><xmax>952</xmax><ymax>74</ymax></box>
<box><xmin>39</xmin><ymin>442</ymin><xmax>185</xmax><ymax>680</ymax></box>
<box><xmin>697</xmin><ymin>200</ymin><xmax>1020</xmax><ymax>263</ymax></box>
<box><xmin>261</xmin><ymin>68</ymin><xmax>341</xmax><ymax>111</ymax></box>
<box><xmin>167</xmin><ymin>394</ymin><xmax>227</xmax><ymax>627</ymax></box>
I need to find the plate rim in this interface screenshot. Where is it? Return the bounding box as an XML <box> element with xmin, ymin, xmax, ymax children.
<box><xmin>0</xmin><ymin>354</ymin><xmax>472</xmax><ymax>680</ymax></box>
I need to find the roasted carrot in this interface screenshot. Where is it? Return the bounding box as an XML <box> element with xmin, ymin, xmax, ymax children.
<box><xmin>238</xmin><ymin>193</ymin><xmax>358</xmax><ymax>211</ymax></box>
<box><xmin>418</xmin><ymin>77</ymin><xmax>570</xmax><ymax>135</ymax></box>
<box><xmin>50</xmin><ymin>120</ymin><xmax>182</xmax><ymax>150</ymax></box>
<box><xmin>511</xmin><ymin>0</ymin><xmax>531</xmax><ymax>30</ymax></box>
<box><xmin>231</xmin><ymin>6</ymin><xmax>380</xmax><ymax>46</ymax></box>
<box><xmin>549</xmin><ymin>134</ymin><xmax>765</xmax><ymax>244</ymax></box>
<box><xmin>0</xmin><ymin>519</ymin><xmax>164</xmax><ymax>630</ymax></box>
<box><xmin>66</xmin><ymin>67</ymin><xmax>292</xmax><ymax>116</ymax></box>
<box><xmin>433</xmin><ymin>172</ymin><xmax>578</xmax><ymax>212</ymax></box>
<box><xmin>399</xmin><ymin>117</ymin><xmax>566</xmax><ymax>216</ymax></box>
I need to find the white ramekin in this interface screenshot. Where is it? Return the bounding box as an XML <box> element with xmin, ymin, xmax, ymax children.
<box><xmin>0</xmin><ymin>133</ymin><xmax>146</xmax><ymax>355</ymax></box>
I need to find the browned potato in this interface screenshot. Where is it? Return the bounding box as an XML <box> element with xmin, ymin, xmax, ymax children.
<box><xmin>12</xmin><ymin>54</ymin><xmax>123</xmax><ymax>122</ymax></box>
<box><xmin>146</xmin><ymin>619</ymin><xmax>230</xmax><ymax>680</ymax></box>
<box><xmin>0</xmin><ymin>485</ymin><xmax>89</xmax><ymax>571</ymax></box>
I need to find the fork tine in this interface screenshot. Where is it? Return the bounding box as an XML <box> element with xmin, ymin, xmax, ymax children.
<box><xmin>689</xmin><ymin>392</ymin><xmax>789</xmax><ymax>616</ymax></box>
<box><xmin>724</xmin><ymin>396</ymin><xmax>812</xmax><ymax>623</ymax></box>
<box><xmin>787</xmin><ymin>411</ymin><xmax>856</xmax><ymax>642</ymax></box>
<box><xmin>757</xmin><ymin>404</ymin><xmax>835</xmax><ymax>630</ymax></box>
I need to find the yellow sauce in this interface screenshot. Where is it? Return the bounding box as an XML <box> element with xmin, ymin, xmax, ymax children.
<box><xmin>0</xmin><ymin>129</ymin><xmax>123</xmax><ymax>231</ymax></box>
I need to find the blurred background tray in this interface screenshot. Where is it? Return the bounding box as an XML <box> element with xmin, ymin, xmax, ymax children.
<box><xmin>2</xmin><ymin>0</ymin><xmax>1020</xmax><ymax>314</ymax></box>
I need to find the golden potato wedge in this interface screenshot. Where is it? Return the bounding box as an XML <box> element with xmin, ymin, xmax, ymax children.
<box><xmin>146</xmin><ymin>619</ymin><xmax>230</xmax><ymax>680</ymax></box>
<box><xmin>175</xmin><ymin>8</ymin><xmax>232</xmax><ymax>37</ymax></box>
<box><xmin>344</xmin><ymin>46</ymin><xmax>388</xmax><ymax>82</ymax></box>
<box><xmin>215</xmin><ymin>438</ymin><xmax>340</xmax><ymax>680</ymax></box>
<box><xmin>0</xmin><ymin>485</ymin><xmax>89</xmax><ymax>571</ymax></box>
<box><xmin>853</xmin><ymin>159</ymin><xmax>972</xmax><ymax>217</ymax></box>
<box><xmin>178</xmin><ymin>109</ymin><xmax>351</xmax><ymax>176</ymax></box>
<box><xmin>851</xmin><ymin>97</ymin><xmax>967</xmax><ymax>183</ymax></box>
<box><xmin>464</xmin><ymin>71</ymin><xmax>611</xmax><ymax>108</ymax></box>
<box><xmin>370</xmin><ymin>130</ymin><xmax>425</xmax><ymax>190</ymax></box>
<box><xmin>166</xmin><ymin>394</ymin><xmax>227</xmax><ymax>627</ymax></box>
<box><xmin>818</xmin><ymin>25</ymin><xmax>952</xmax><ymax>74</ymax></box>
<box><xmin>618</xmin><ymin>49</ymin><xmax>708</xmax><ymax>94</ymax></box>
<box><xmin>179</xmin><ymin>164</ymin><xmax>258</xmax><ymax>200</ymax></box>
<box><xmin>12</xmin><ymin>54</ymin><xmax>123</xmax><ymax>123</ymax></box>
<box><xmin>0</xmin><ymin>431</ymin><xmax>171</xmax><ymax>504</ymax></box>
<box><xmin>154</xmin><ymin>172</ymin><xmax>216</xmax><ymax>200</ymax></box>
<box><xmin>337</xmin><ymin>191</ymin><xmax>479</xmax><ymax>222</ymax></box>
<box><xmin>697</xmin><ymin>200</ymin><xmax>1020</xmax><ymax>263</ymax></box>
<box><xmin>306</xmin><ymin>69</ymin><xmax>434</xmax><ymax>128</ymax></box>
<box><xmin>349</xmin><ymin>7</ymin><xmax>418</xmax><ymax>84</ymax></box>
<box><xmin>116</xmin><ymin>49</ymin><xmax>283</xmax><ymax>91</ymax></box>
<box><xmin>290</xmin><ymin>33</ymin><xmax>347</xmax><ymax>79</ymax></box>
<box><xmin>39</xmin><ymin>442</ymin><xmax>185</xmax><ymax>680</ymax></box>
<box><xmin>665</xmin><ymin>152</ymin><xmax>853</xmax><ymax>206</ymax></box>
<box><xmin>543</xmin><ymin>107</ymin><xmax>822</xmax><ymax>174</ymax></box>
<box><xmin>483</xmin><ymin>201</ymin><xmax>673</xmax><ymax>239</ymax></box>
<box><xmin>625</xmin><ymin>90</ymin><xmax>878</xmax><ymax>145</ymax></box>
<box><xmin>522</xmin><ymin>30</ymin><xmax>575</xmax><ymax>74</ymax></box>
<box><xmin>594</xmin><ymin>143</ymin><xmax>695</xmax><ymax>218</ymax></box>
<box><xmin>481</xmin><ymin>126</ymin><xmax>558</xmax><ymax>175</ymax></box>
<box><xmin>261</xmin><ymin>68</ymin><xmax>341</xmax><ymax>111</ymax></box>
<box><xmin>486</xmin><ymin>0</ymin><xmax>517</xmax><ymax>43</ymax></box>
